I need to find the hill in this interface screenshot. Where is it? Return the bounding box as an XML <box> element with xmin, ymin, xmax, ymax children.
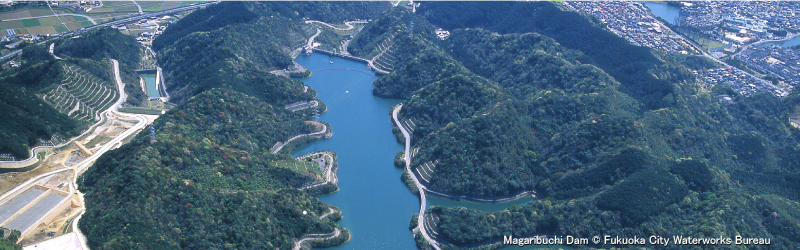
<box><xmin>154</xmin><ymin>1</ymin><xmax>390</xmax><ymax>105</ymax></box>
<box><xmin>344</xmin><ymin>3</ymin><xmax>800</xmax><ymax>248</ymax></box>
<box><xmin>78</xmin><ymin>89</ymin><xmax>345</xmax><ymax>249</ymax></box>
<box><xmin>0</xmin><ymin>28</ymin><xmax>142</xmax><ymax>159</ymax></box>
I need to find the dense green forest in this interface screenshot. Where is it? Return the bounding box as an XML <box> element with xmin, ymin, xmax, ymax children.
<box><xmin>0</xmin><ymin>228</ymin><xmax>21</xmax><ymax>250</ymax></box>
<box><xmin>341</xmin><ymin>2</ymin><xmax>800</xmax><ymax>248</ymax></box>
<box><xmin>154</xmin><ymin>1</ymin><xmax>389</xmax><ymax>105</ymax></box>
<box><xmin>76</xmin><ymin>2</ymin><xmax>395</xmax><ymax>249</ymax></box>
<box><xmin>79</xmin><ymin>89</ymin><xmax>343</xmax><ymax>249</ymax></box>
<box><xmin>0</xmin><ymin>27</ymin><xmax>144</xmax><ymax>159</ymax></box>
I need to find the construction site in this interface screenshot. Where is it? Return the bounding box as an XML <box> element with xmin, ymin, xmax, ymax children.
<box><xmin>0</xmin><ymin>92</ymin><xmax>156</xmax><ymax>248</ymax></box>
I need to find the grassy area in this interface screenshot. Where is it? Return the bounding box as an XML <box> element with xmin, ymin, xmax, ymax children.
<box><xmin>54</xmin><ymin>24</ymin><xmax>68</xmax><ymax>33</ymax></box>
<box><xmin>73</xmin><ymin>16</ymin><xmax>87</xmax><ymax>21</ymax></box>
<box><xmin>79</xmin><ymin>21</ymin><xmax>93</xmax><ymax>28</ymax></box>
<box><xmin>148</xmin><ymin>99</ymin><xmax>169</xmax><ymax>109</ymax></box>
<box><xmin>20</xmin><ymin>18</ymin><xmax>40</xmax><ymax>27</ymax></box>
<box><xmin>38</xmin><ymin>17</ymin><xmax>61</xmax><ymax>26</ymax></box>
<box><xmin>683</xmin><ymin>30</ymin><xmax>727</xmax><ymax>50</ymax></box>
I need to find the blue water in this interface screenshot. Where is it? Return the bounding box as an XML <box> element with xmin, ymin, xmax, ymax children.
<box><xmin>292</xmin><ymin>53</ymin><xmax>549</xmax><ymax>249</ymax></box>
<box><xmin>292</xmin><ymin>53</ymin><xmax>419</xmax><ymax>249</ymax></box>
<box><xmin>762</xmin><ymin>35</ymin><xmax>800</xmax><ymax>48</ymax></box>
<box><xmin>141</xmin><ymin>74</ymin><xmax>159</xmax><ymax>98</ymax></box>
<box><xmin>643</xmin><ymin>2</ymin><xmax>681</xmax><ymax>26</ymax></box>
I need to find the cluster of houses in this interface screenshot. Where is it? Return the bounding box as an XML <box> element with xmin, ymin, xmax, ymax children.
<box><xmin>563</xmin><ymin>1</ymin><xmax>690</xmax><ymax>54</ymax></box>
<box><xmin>49</xmin><ymin>1</ymin><xmax>101</xmax><ymax>12</ymax></box>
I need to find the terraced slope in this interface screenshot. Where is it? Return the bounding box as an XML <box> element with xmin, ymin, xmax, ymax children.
<box><xmin>42</xmin><ymin>63</ymin><xmax>119</xmax><ymax>122</ymax></box>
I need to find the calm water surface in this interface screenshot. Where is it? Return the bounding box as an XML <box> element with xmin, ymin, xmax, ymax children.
<box><xmin>292</xmin><ymin>53</ymin><xmax>418</xmax><ymax>249</ymax></box>
<box><xmin>292</xmin><ymin>53</ymin><xmax>546</xmax><ymax>249</ymax></box>
<box><xmin>762</xmin><ymin>35</ymin><xmax>800</xmax><ymax>48</ymax></box>
<box><xmin>141</xmin><ymin>74</ymin><xmax>159</xmax><ymax>98</ymax></box>
<box><xmin>643</xmin><ymin>2</ymin><xmax>681</xmax><ymax>26</ymax></box>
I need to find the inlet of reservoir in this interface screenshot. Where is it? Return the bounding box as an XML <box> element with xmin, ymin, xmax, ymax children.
<box><xmin>292</xmin><ymin>53</ymin><xmax>536</xmax><ymax>249</ymax></box>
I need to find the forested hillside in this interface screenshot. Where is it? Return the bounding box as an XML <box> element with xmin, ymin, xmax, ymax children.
<box><xmin>154</xmin><ymin>1</ymin><xmax>390</xmax><ymax>105</ymax></box>
<box><xmin>344</xmin><ymin>2</ymin><xmax>800</xmax><ymax>248</ymax></box>
<box><xmin>77</xmin><ymin>2</ymin><xmax>392</xmax><ymax>249</ymax></box>
<box><xmin>0</xmin><ymin>28</ymin><xmax>142</xmax><ymax>159</ymax></box>
<box><xmin>79</xmin><ymin>89</ymin><xmax>344</xmax><ymax>249</ymax></box>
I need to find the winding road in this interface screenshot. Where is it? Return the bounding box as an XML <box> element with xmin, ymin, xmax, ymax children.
<box><xmin>292</xmin><ymin>228</ymin><xmax>341</xmax><ymax>250</ymax></box>
<box><xmin>0</xmin><ymin>59</ymin><xmax>149</xmax><ymax>249</ymax></box>
<box><xmin>71</xmin><ymin>59</ymin><xmax>149</xmax><ymax>249</ymax></box>
<box><xmin>270</xmin><ymin>122</ymin><xmax>329</xmax><ymax>154</ymax></box>
<box><xmin>130</xmin><ymin>0</ymin><xmax>143</xmax><ymax>15</ymax></box>
<box><xmin>304</xmin><ymin>20</ymin><xmax>367</xmax><ymax>31</ymax></box>
<box><xmin>392</xmin><ymin>104</ymin><xmax>441</xmax><ymax>250</ymax></box>
<box><xmin>297</xmin><ymin>153</ymin><xmax>336</xmax><ymax>191</ymax></box>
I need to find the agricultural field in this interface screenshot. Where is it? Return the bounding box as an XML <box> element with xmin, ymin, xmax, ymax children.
<box><xmin>41</xmin><ymin>64</ymin><xmax>119</xmax><ymax>122</ymax></box>
<box><xmin>0</xmin><ymin>8</ymin><xmax>93</xmax><ymax>36</ymax></box>
<box><xmin>0</xmin><ymin>1</ymin><xmax>202</xmax><ymax>36</ymax></box>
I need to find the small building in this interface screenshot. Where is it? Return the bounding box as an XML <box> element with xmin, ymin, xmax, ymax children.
<box><xmin>4</xmin><ymin>40</ymin><xmax>21</xmax><ymax>49</ymax></box>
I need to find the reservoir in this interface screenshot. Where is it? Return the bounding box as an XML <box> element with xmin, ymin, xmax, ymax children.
<box><xmin>292</xmin><ymin>53</ymin><xmax>418</xmax><ymax>249</ymax></box>
<box><xmin>292</xmin><ymin>53</ymin><xmax>542</xmax><ymax>249</ymax></box>
<box><xmin>642</xmin><ymin>2</ymin><xmax>681</xmax><ymax>26</ymax></box>
<box><xmin>140</xmin><ymin>74</ymin><xmax>159</xmax><ymax>98</ymax></box>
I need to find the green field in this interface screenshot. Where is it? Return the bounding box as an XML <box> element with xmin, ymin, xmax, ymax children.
<box><xmin>79</xmin><ymin>21</ymin><xmax>93</xmax><ymax>28</ymax></box>
<box><xmin>20</xmin><ymin>18</ymin><xmax>40</xmax><ymax>27</ymax></box>
<box><xmin>54</xmin><ymin>24</ymin><xmax>68</xmax><ymax>33</ymax></box>
<box><xmin>73</xmin><ymin>16</ymin><xmax>88</xmax><ymax>21</ymax></box>
<box><xmin>683</xmin><ymin>30</ymin><xmax>726</xmax><ymax>50</ymax></box>
<box><xmin>38</xmin><ymin>17</ymin><xmax>61</xmax><ymax>26</ymax></box>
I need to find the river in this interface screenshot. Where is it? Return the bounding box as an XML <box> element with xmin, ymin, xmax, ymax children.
<box><xmin>762</xmin><ymin>35</ymin><xmax>800</xmax><ymax>48</ymax></box>
<box><xmin>292</xmin><ymin>53</ymin><xmax>538</xmax><ymax>249</ymax></box>
<box><xmin>642</xmin><ymin>2</ymin><xmax>681</xmax><ymax>26</ymax></box>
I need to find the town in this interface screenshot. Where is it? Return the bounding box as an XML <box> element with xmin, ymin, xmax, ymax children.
<box><xmin>566</xmin><ymin>1</ymin><xmax>798</xmax><ymax>97</ymax></box>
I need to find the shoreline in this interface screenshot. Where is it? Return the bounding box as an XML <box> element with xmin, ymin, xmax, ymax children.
<box><xmin>392</xmin><ymin>104</ymin><xmax>441</xmax><ymax>250</ymax></box>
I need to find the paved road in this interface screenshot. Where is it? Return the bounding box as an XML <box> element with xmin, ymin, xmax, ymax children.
<box><xmin>297</xmin><ymin>153</ymin><xmax>335</xmax><ymax>190</ymax></box>
<box><xmin>292</xmin><ymin>228</ymin><xmax>341</xmax><ymax>250</ymax></box>
<box><xmin>0</xmin><ymin>59</ymin><xmax>148</xmax><ymax>249</ymax></box>
<box><xmin>70</xmin><ymin>59</ymin><xmax>148</xmax><ymax>250</ymax></box>
<box><xmin>307</xmin><ymin>27</ymin><xmax>321</xmax><ymax>48</ymax></box>
<box><xmin>731</xmin><ymin>32</ymin><xmax>799</xmax><ymax>59</ymax></box>
<box><xmin>271</xmin><ymin>122</ymin><xmax>328</xmax><ymax>154</ymax></box>
<box><xmin>130</xmin><ymin>0</ymin><xmax>143</xmax><ymax>14</ymax></box>
<box><xmin>392</xmin><ymin>104</ymin><xmax>441</xmax><ymax>250</ymax></box>
<box><xmin>305</xmin><ymin>20</ymin><xmax>367</xmax><ymax>31</ymax></box>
